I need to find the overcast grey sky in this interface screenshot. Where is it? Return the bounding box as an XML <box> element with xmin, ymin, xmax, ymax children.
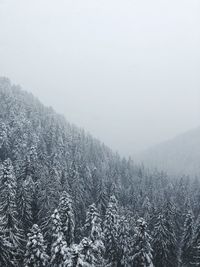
<box><xmin>0</xmin><ymin>0</ymin><xmax>199</xmax><ymax>156</ymax></box>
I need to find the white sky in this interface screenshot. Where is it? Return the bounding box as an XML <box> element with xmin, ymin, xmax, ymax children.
<box><xmin>0</xmin><ymin>0</ymin><xmax>200</xmax><ymax>156</ymax></box>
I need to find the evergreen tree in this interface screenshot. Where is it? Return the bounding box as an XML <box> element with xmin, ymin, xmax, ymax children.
<box><xmin>17</xmin><ymin>176</ymin><xmax>33</xmax><ymax>233</ymax></box>
<box><xmin>58</xmin><ymin>191</ymin><xmax>75</xmax><ymax>246</ymax></box>
<box><xmin>65</xmin><ymin>237</ymin><xmax>100</xmax><ymax>267</ymax></box>
<box><xmin>142</xmin><ymin>196</ymin><xmax>152</xmax><ymax>221</ymax></box>
<box><xmin>68</xmin><ymin>160</ymin><xmax>86</xmax><ymax>228</ymax></box>
<box><xmin>84</xmin><ymin>203</ymin><xmax>101</xmax><ymax>238</ymax></box>
<box><xmin>118</xmin><ymin>216</ymin><xmax>131</xmax><ymax>266</ymax></box>
<box><xmin>0</xmin><ymin>159</ymin><xmax>24</xmax><ymax>260</ymax></box>
<box><xmin>0</xmin><ymin>229</ymin><xmax>15</xmax><ymax>266</ymax></box>
<box><xmin>103</xmin><ymin>195</ymin><xmax>119</xmax><ymax>266</ymax></box>
<box><xmin>50</xmin><ymin>209</ymin><xmax>68</xmax><ymax>267</ymax></box>
<box><xmin>131</xmin><ymin>218</ymin><xmax>154</xmax><ymax>267</ymax></box>
<box><xmin>163</xmin><ymin>201</ymin><xmax>178</xmax><ymax>267</ymax></box>
<box><xmin>0</xmin><ymin>120</ymin><xmax>9</xmax><ymax>160</ymax></box>
<box><xmin>191</xmin><ymin>215</ymin><xmax>200</xmax><ymax>266</ymax></box>
<box><xmin>86</xmin><ymin>204</ymin><xmax>105</xmax><ymax>265</ymax></box>
<box><xmin>24</xmin><ymin>224</ymin><xmax>49</xmax><ymax>267</ymax></box>
<box><xmin>152</xmin><ymin>213</ymin><xmax>174</xmax><ymax>267</ymax></box>
<box><xmin>38</xmin><ymin>165</ymin><xmax>61</xmax><ymax>237</ymax></box>
<box><xmin>96</xmin><ymin>183</ymin><xmax>109</xmax><ymax>217</ymax></box>
<box><xmin>181</xmin><ymin>210</ymin><xmax>194</xmax><ymax>266</ymax></box>
<box><xmin>27</xmin><ymin>146</ymin><xmax>39</xmax><ymax>182</ymax></box>
<box><xmin>77</xmin><ymin>237</ymin><xmax>98</xmax><ymax>266</ymax></box>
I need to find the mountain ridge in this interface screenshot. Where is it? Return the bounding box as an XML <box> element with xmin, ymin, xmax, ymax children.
<box><xmin>137</xmin><ymin>125</ymin><xmax>200</xmax><ymax>176</ymax></box>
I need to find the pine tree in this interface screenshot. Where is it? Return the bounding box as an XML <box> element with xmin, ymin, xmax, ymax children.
<box><xmin>19</xmin><ymin>147</ymin><xmax>40</xmax><ymax>225</ymax></box>
<box><xmin>58</xmin><ymin>191</ymin><xmax>75</xmax><ymax>246</ymax></box>
<box><xmin>38</xmin><ymin>165</ymin><xmax>61</xmax><ymax>239</ymax></box>
<box><xmin>24</xmin><ymin>224</ymin><xmax>49</xmax><ymax>267</ymax></box>
<box><xmin>0</xmin><ymin>159</ymin><xmax>24</xmax><ymax>261</ymax></box>
<box><xmin>84</xmin><ymin>203</ymin><xmax>101</xmax><ymax>239</ymax></box>
<box><xmin>0</xmin><ymin>120</ymin><xmax>9</xmax><ymax>160</ymax></box>
<box><xmin>65</xmin><ymin>237</ymin><xmax>99</xmax><ymax>267</ymax></box>
<box><xmin>191</xmin><ymin>215</ymin><xmax>200</xmax><ymax>266</ymax></box>
<box><xmin>181</xmin><ymin>210</ymin><xmax>194</xmax><ymax>266</ymax></box>
<box><xmin>51</xmin><ymin>209</ymin><xmax>68</xmax><ymax>267</ymax></box>
<box><xmin>103</xmin><ymin>195</ymin><xmax>119</xmax><ymax>266</ymax></box>
<box><xmin>118</xmin><ymin>216</ymin><xmax>131</xmax><ymax>266</ymax></box>
<box><xmin>152</xmin><ymin>213</ymin><xmax>173</xmax><ymax>267</ymax></box>
<box><xmin>77</xmin><ymin>237</ymin><xmax>97</xmax><ymax>266</ymax></box>
<box><xmin>0</xmin><ymin>229</ymin><xmax>15</xmax><ymax>267</ymax></box>
<box><xmin>131</xmin><ymin>218</ymin><xmax>154</xmax><ymax>267</ymax></box>
<box><xmin>17</xmin><ymin>176</ymin><xmax>34</xmax><ymax>233</ymax></box>
<box><xmin>27</xmin><ymin>146</ymin><xmax>39</xmax><ymax>182</ymax></box>
<box><xmin>68</xmin><ymin>160</ymin><xmax>86</xmax><ymax>228</ymax></box>
<box><xmin>142</xmin><ymin>196</ymin><xmax>152</xmax><ymax>221</ymax></box>
<box><xmin>85</xmin><ymin>204</ymin><xmax>105</xmax><ymax>265</ymax></box>
<box><xmin>163</xmin><ymin>201</ymin><xmax>178</xmax><ymax>267</ymax></box>
<box><xmin>96</xmin><ymin>187</ymin><xmax>108</xmax><ymax>217</ymax></box>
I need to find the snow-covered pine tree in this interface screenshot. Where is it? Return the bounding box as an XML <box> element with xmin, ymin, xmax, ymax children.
<box><xmin>19</xmin><ymin>146</ymin><xmax>40</xmax><ymax>225</ymax></box>
<box><xmin>38</xmin><ymin>164</ymin><xmax>62</xmax><ymax>240</ymax></box>
<box><xmin>90</xmin><ymin>209</ymin><xmax>103</xmax><ymax>243</ymax></box>
<box><xmin>0</xmin><ymin>120</ymin><xmax>9</xmax><ymax>160</ymax></box>
<box><xmin>131</xmin><ymin>218</ymin><xmax>154</xmax><ymax>267</ymax></box>
<box><xmin>86</xmin><ymin>204</ymin><xmax>105</xmax><ymax>266</ymax></box>
<box><xmin>0</xmin><ymin>230</ymin><xmax>15</xmax><ymax>267</ymax></box>
<box><xmin>84</xmin><ymin>203</ymin><xmax>101</xmax><ymax>238</ymax></box>
<box><xmin>142</xmin><ymin>196</ymin><xmax>152</xmax><ymax>222</ymax></box>
<box><xmin>152</xmin><ymin>213</ymin><xmax>174</xmax><ymax>267</ymax></box>
<box><xmin>0</xmin><ymin>158</ymin><xmax>24</xmax><ymax>261</ymax></box>
<box><xmin>163</xmin><ymin>201</ymin><xmax>178</xmax><ymax>267</ymax></box>
<box><xmin>24</xmin><ymin>224</ymin><xmax>49</xmax><ymax>267</ymax></box>
<box><xmin>28</xmin><ymin>146</ymin><xmax>39</xmax><ymax>182</ymax></box>
<box><xmin>19</xmin><ymin>146</ymin><xmax>36</xmax><ymax>180</ymax></box>
<box><xmin>103</xmin><ymin>195</ymin><xmax>119</xmax><ymax>266</ymax></box>
<box><xmin>77</xmin><ymin>237</ymin><xmax>97</xmax><ymax>266</ymax></box>
<box><xmin>58</xmin><ymin>191</ymin><xmax>75</xmax><ymax>247</ymax></box>
<box><xmin>65</xmin><ymin>237</ymin><xmax>98</xmax><ymax>267</ymax></box>
<box><xmin>118</xmin><ymin>216</ymin><xmax>131</xmax><ymax>266</ymax></box>
<box><xmin>50</xmin><ymin>209</ymin><xmax>69</xmax><ymax>267</ymax></box>
<box><xmin>96</xmin><ymin>182</ymin><xmax>108</xmax><ymax>217</ymax></box>
<box><xmin>180</xmin><ymin>210</ymin><xmax>194</xmax><ymax>266</ymax></box>
<box><xmin>68</xmin><ymin>159</ymin><xmax>86</xmax><ymax>228</ymax></box>
<box><xmin>86</xmin><ymin>166</ymin><xmax>108</xmax><ymax>216</ymax></box>
<box><xmin>17</xmin><ymin>176</ymin><xmax>34</xmax><ymax>233</ymax></box>
<box><xmin>191</xmin><ymin>215</ymin><xmax>200</xmax><ymax>266</ymax></box>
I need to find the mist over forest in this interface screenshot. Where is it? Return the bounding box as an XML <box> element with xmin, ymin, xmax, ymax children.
<box><xmin>0</xmin><ymin>0</ymin><xmax>200</xmax><ymax>266</ymax></box>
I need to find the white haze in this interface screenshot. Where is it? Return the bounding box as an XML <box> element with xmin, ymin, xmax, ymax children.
<box><xmin>0</xmin><ymin>0</ymin><xmax>199</xmax><ymax>156</ymax></box>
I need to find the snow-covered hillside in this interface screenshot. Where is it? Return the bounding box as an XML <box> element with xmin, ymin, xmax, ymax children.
<box><xmin>137</xmin><ymin>126</ymin><xmax>200</xmax><ymax>176</ymax></box>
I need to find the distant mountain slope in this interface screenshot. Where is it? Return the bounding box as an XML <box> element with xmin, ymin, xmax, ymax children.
<box><xmin>137</xmin><ymin>126</ymin><xmax>200</xmax><ymax>176</ymax></box>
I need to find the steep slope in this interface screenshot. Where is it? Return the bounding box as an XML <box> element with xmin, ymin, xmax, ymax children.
<box><xmin>1</xmin><ymin>77</ymin><xmax>200</xmax><ymax>267</ymax></box>
<box><xmin>137</xmin><ymin>126</ymin><xmax>200</xmax><ymax>176</ymax></box>
<box><xmin>0</xmin><ymin>77</ymin><xmax>141</xmax><ymax>221</ymax></box>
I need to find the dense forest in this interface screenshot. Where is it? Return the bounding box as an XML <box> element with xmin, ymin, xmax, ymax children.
<box><xmin>0</xmin><ymin>77</ymin><xmax>200</xmax><ymax>267</ymax></box>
